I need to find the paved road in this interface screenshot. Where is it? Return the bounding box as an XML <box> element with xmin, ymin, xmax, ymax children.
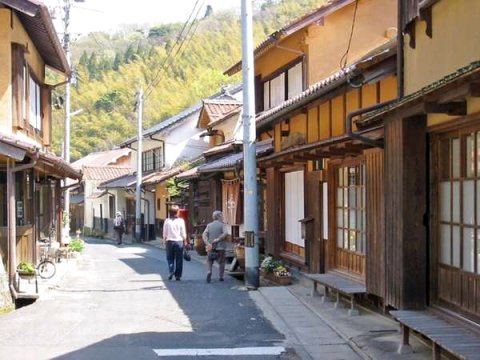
<box><xmin>0</xmin><ymin>239</ymin><xmax>294</xmax><ymax>360</ymax></box>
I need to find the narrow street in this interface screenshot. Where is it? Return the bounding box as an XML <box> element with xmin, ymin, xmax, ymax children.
<box><xmin>0</xmin><ymin>239</ymin><xmax>291</xmax><ymax>360</ymax></box>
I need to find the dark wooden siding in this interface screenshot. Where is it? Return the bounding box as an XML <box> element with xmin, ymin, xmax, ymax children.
<box><xmin>365</xmin><ymin>148</ymin><xmax>385</xmax><ymax>298</ymax></box>
<box><xmin>385</xmin><ymin>115</ymin><xmax>427</xmax><ymax>309</ymax></box>
<box><xmin>306</xmin><ymin>171</ymin><xmax>323</xmax><ymax>273</ymax></box>
<box><xmin>266</xmin><ymin>168</ymin><xmax>282</xmax><ymax>257</ymax></box>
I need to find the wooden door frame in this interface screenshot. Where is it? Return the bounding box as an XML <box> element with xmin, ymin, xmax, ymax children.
<box><xmin>327</xmin><ymin>156</ymin><xmax>367</xmax><ymax>280</ymax></box>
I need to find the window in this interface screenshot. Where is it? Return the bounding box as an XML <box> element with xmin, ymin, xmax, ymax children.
<box><xmin>262</xmin><ymin>59</ymin><xmax>304</xmax><ymax>111</ymax></box>
<box><xmin>438</xmin><ymin>130</ymin><xmax>480</xmax><ymax>274</ymax></box>
<box><xmin>335</xmin><ymin>164</ymin><xmax>366</xmax><ymax>254</ymax></box>
<box><xmin>28</xmin><ymin>74</ymin><xmax>42</xmax><ymax>131</ymax></box>
<box><xmin>142</xmin><ymin>147</ymin><xmax>164</xmax><ymax>172</ymax></box>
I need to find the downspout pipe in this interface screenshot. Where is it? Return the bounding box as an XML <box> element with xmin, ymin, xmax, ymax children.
<box><xmin>346</xmin><ymin>100</ymin><xmax>397</xmax><ymax>149</ymax></box>
<box><xmin>7</xmin><ymin>152</ymin><xmax>39</xmax><ymax>285</ymax></box>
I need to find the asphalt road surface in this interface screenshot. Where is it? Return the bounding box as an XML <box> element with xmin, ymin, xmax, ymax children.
<box><xmin>0</xmin><ymin>239</ymin><xmax>296</xmax><ymax>360</ymax></box>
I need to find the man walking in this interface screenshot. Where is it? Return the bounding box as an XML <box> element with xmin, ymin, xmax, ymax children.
<box><xmin>202</xmin><ymin>210</ymin><xmax>228</xmax><ymax>283</ymax></box>
<box><xmin>113</xmin><ymin>211</ymin><xmax>125</xmax><ymax>245</ymax></box>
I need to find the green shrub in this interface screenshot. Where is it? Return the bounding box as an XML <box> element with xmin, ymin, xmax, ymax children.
<box><xmin>17</xmin><ymin>261</ymin><xmax>36</xmax><ymax>274</ymax></box>
<box><xmin>68</xmin><ymin>239</ymin><xmax>85</xmax><ymax>252</ymax></box>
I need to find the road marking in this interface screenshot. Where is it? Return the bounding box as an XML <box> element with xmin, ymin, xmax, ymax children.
<box><xmin>153</xmin><ymin>346</ymin><xmax>285</xmax><ymax>357</ymax></box>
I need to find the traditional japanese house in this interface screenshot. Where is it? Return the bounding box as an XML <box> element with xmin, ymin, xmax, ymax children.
<box><xmin>224</xmin><ymin>0</ymin><xmax>397</xmax><ymax>289</ymax></box>
<box><xmin>70</xmin><ymin>148</ymin><xmax>131</xmax><ymax>235</ymax></box>
<box><xmin>0</xmin><ymin>0</ymin><xmax>81</xmax><ymax>299</ymax></box>
<box><xmin>354</xmin><ymin>0</ymin><xmax>480</xmax><ymax>353</ymax></box>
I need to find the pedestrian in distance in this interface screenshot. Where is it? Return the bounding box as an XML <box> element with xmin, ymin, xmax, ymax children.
<box><xmin>202</xmin><ymin>210</ymin><xmax>228</xmax><ymax>283</ymax></box>
<box><xmin>113</xmin><ymin>211</ymin><xmax>125</xmax><ymax>245</ymax></box>
<box><xmin>163</xmin><ymin>205</ymin><xmax>187</xmax><ymax>281</ymax></box>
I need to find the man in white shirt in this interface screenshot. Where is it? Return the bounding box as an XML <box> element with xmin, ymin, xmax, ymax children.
<box><xmin>162</xmin><ymin>205</ymin><xmax>187</xmax><ymax>280</ymax></box>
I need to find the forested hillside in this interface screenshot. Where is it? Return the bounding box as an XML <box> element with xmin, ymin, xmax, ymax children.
<box><xmin>53</xmin><ymin>0</ymin><xmax>325</xmax><ymax>160</ymax></box>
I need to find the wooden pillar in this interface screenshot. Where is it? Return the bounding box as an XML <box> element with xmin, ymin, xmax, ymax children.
<box><xmin>266</xmin><ymin>168</ymin><xmax>282</xmax><ymax>257</ymax></box>
<box><xmin>385</xmin><ymin>115</ymin><xmax>427</xmax><ymax>309</ymax></box>
<box><xmin>306</xmin><ymin>171</ymin><xmax>323</xmax><ymax>273</ymax></box>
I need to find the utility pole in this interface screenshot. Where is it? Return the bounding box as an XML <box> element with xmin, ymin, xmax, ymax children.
<box><xmin>61</xmin><ymin>0</ymin><xmax>84</xmax><ymax>242</ymax></box>
<box><xmin>135</xmin><ymin>89</ymin><xmax>144</xmax><ymax>243</ymax></box>
<box><xmin>241</xmin><ymin>0</ymin><xmax>259</xmax><ymax>289</ymax></box>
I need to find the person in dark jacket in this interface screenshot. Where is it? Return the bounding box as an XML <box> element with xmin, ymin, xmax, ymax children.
<box><xmin>113</xmin><ymin>211</ymin><xmax>125</xmax><ymax>245</ymax></box>
<box><xmin>202</xmin><ymin>210</ymin><xmax>228</xmax><ymax>283</ymax></box>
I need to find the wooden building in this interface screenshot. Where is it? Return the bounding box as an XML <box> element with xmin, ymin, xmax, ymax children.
<box><xmin>355</xmin><ymin>0</ymin><xmax>480</xmax><ymax>353</ymax></box>
<box><xmin>225</xmin><ymin>0</ymin><xmax>397</xmax><ymax>287</ymax></box>
<box><xmin>0</xmin><ymin>0</ymin><xmax>81</xmax><ymax>299</ymax></box>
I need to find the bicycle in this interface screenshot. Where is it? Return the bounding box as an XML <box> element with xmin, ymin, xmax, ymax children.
<box><xmin>37</xmin><ymin>237</ymin><xmax>56</xmax><ymax>279</ymax></box>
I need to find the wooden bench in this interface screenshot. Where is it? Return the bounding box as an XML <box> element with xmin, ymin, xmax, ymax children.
<box><xmin>390</xmin><ymin>310</ymin><xmax>480</xmax><ymax>360</ymax></box>
<box><xmin>304</xmin><ymin>273</ymin><xmax>366</xmax><ymax>316</ymax></box>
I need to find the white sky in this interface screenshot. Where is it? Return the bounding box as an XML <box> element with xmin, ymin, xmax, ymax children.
<box><xmin>43</xmin><ymin>0</ymin><xmax>240</xmax><ymax>36</ymax></box>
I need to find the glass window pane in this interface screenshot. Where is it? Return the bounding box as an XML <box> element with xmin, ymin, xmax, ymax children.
<box><xmin>338</xmin><ymin>168</ymin><xmax>343</xmax><ymax>186</ymax></box>
<box><xmin>463</xmin><ymin>227</ymin><xmax>474</xmax><ymax>272</ymax></box>
<box><xmin>452</xmin><ymin>226</ymin><xmax>460</xmax><ymax>268</ymax></box>
<box><xmin>452</xmin><ymin>181</ymin><xmax>460</xmax><ymax>223</ymax></box>
<box><xmin>336</xmin><ymin>188</ymin><xmax>343</xmax><ymax>207</ymax></box>
<box><xmin>349</xmin><ymin>230</ymin><xmax>356</xmax><ymax>251</ymax></box>
<box><xmin>287</xmin><ymin>62</ymin><xmax>303</xmax><ymax>99</ymax></box>
<box><xmin>477</xmin><ymin>180</ymin><xmax>480</xmax><ymax>225</ymax></box>
<box><xmin>343</xmin><ymin>189</ymin><xmax>348</xmax><ymax>207</ymax></box>
<box><xmin>357</xmin><ymin>188</ymin><xmax>362</xmax><ymax>208</ymax></box>
<box><xmin>463</xmin><ymin>180</ymin><xmax>475</xmax><ymax>225</ymax></box>
<box><xmin>362</xmin><ymin>210</ymin><xmax>366</xmax><ymax>232</ymax></box>
<box><xmin>440</xmin><ymin>224</ymin><xmax>451</xmax><ymax>265</ymax></box>
<box><xmin>357</xmin><ymin>210</ymin><xmax>362</xmax><ymax>231</ymax></box>
<box><xmin>440</xmin><ymin>139</ymin><xmax>450</xmax><ymax>179</ymax></box>
<box><xmin>452</xmin><ymin>138</ymin><xmax>460</xmax><ymax>178</ymax></box>
<box><xmin>477</xmin><ymin>232</ymin><xmax>480</xmax><ymax>274</ymax></box>
<box><xmin>344</xmin><ymin>230</ymin><xmax>349</xmax><ymax>249</ymax></box>
<box><xmin>337</xmin><ymin>229</ymin><xmax>343</xmax><ymax>248</ymax></box>
<box><xmin>336</xmin><ymin>209</ymin><xmax>343</xmax><ymax>227</ymax></box>
<box><xmin>477</xmin><ymin>132</ymin><xmax>480</xmax><ymax>177</ymax></box>
<box><xmin>466</xmin><ymin>135</ymin><xmax>475</xmax><ymax>177</ymax></box>
<box><xmin>349</xmin><ymin>209</ymin><xmax>356</xmax><ymax>229</ymax></box>
<box><xmin>348</xmin><ymin>187</ymin><xmax>356</xmax><ymax>207</ymax></box>
<box><xmin>270</xmin><ymin>73</ymin><xmax>285</xmax><ymax>108</ymax></box>
<box><xmin>439</xmin><ymin>182</ymin><xmax>451</xmax><ymax>222</ymax></box>
<box><xmin>263</xmin><ymin>82</ymin><xmax>270</xmax><ymax>110</ymax></box>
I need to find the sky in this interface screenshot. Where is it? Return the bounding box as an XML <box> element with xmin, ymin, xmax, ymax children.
<box><xmin>43</xmin><ymin>0</ymin><xmax>239</xmax><ymax>36</ymax></box>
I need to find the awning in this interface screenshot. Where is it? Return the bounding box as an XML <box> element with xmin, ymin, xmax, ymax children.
<box><xmin>199</xmin><ymin>139</ymin><xmax>273</xmax><ymax>174</ymax></box>
<box><xmin>0</xmin><ymin>133</ymin><xmax>81</xmax><ymax>179</ymax></box>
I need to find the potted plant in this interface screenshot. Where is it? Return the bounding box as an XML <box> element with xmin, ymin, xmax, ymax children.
<box><xmin>16</xmin><ymin>261</ymin><xmax>36</xmax><ymax>278</ymax></box>
<box><xmin>260</xmin><ymin>256</ymin><xmax>291</xmax><ymax>285</ymax></box>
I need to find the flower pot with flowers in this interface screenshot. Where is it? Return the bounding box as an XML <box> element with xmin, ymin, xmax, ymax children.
<box><xmin>260</xmin><ymin>256</ymin><xmax>292</xmax><ymax>285</ymax></box>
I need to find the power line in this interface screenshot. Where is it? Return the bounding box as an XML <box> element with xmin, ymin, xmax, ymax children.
<box><xmin>143</xmin><ymin>0</ymin><xmax>205</xmax><ymax>100</ymax></box>
<box><xmin>339</xmin><ymin>0</ymin><xmax>359</xmax><ymax>72</ymax></box>
<box><xmin>143</xmin><ymin>0</ymin><xmax>202</xmax><ymax>98</ymax></box>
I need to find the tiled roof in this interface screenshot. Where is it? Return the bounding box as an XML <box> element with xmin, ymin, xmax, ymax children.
<box><xmin>82</xmin><ymin>166</ymin><xmax>131</xmax><ymax>181</ymax></box>
<box><xmin>224</xmin><ymin>0</ymin><xmax>355</xmax><ymax>76</ymax></box>
<box><xmin>357</xmin><ymin>60</ymin><xmax>480</xmax><ymax>129</ymax></box>
<box><xmin>198</xmin><ymin>139</ymin><xmax>273</xmax><ymax>173</ymax></box>
<box><xmin>175</xmin><ymin>166</ymin><xmax>201</xmax><ymax>181</ymax></box>
<box><xmin>71</xmin><ymin>148</ymin><xmax>131</xmax><ymax>170</ymax></box>
<box><xmin>99</xmin><ymin>173</ymin><xmax>137</xmax><ymax>189</ymax></box>
<box><xmin>143</xmin><ymin>164</ymin><xmax>187</xmax><ymax>185</ymax></box>
<box><xmin>199</xmin><ymin>99</ymin><xmax>242</xmax><ymax>128</ymax></box>
<box><xmin>0</xmin><ymin>0</ymin><xmax>70</xmax><ymax>74</ymax></box>
<box><xmin>202</xmin><ymin>140</ymin><xmax>243</xmax><ymax>158</ymax></box>
<box><xmin>120</xmin><ymin>83</ymin><xmax>242</xmax><ymax>147</ymax></box>
<box><xmin>0</xmin><ymin>132</ymin><xmax>81</xmax><ymax>179</ymax></box>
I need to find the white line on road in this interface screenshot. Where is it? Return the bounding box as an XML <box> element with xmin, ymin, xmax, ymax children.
<box><xmin>153</xmin><ymin>346</ymin><xmax>286</xmax><ymax>357</ymax></box>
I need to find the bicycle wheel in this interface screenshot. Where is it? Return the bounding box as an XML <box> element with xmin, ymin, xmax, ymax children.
<box><xmin>37</xmin><ymin>260</ymin><xmax>56</xmax><ymax>279</ymax></box>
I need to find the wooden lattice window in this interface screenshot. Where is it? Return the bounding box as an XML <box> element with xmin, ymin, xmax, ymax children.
<box><xmin>438</xmin><ymin>128</ymin><xmax>480</xmax><ymax>274</ymax></box>
<box><xmin>335</xmin><ymin>163</ymin><xmax>366</xmax><ymax>254</ymax></box>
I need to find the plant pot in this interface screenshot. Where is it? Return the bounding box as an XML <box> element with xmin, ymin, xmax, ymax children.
<box><xmin>235</xmin><ymin>245</ymin><xmax>245</xmax><ymax>268</ymax></box>
<box><xmin>17</xmin><ymin>270</ymin><xmax>36</xmax><ymax>279</ymax></box>
<box><xmin>194</xmin><ymin>235</ymin><xmax>207</xmax><ymax>256</ymax></box>
<box><xmin>260</xmin><ymin>270</ymin><xmax>291</xmax><ymax>285</ymax></box>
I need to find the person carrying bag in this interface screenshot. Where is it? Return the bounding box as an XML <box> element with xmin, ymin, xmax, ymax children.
<box><xmin>202</xmin><ymin>210</ymin><xmax>228</xmax><ymax>283</ymax></box>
